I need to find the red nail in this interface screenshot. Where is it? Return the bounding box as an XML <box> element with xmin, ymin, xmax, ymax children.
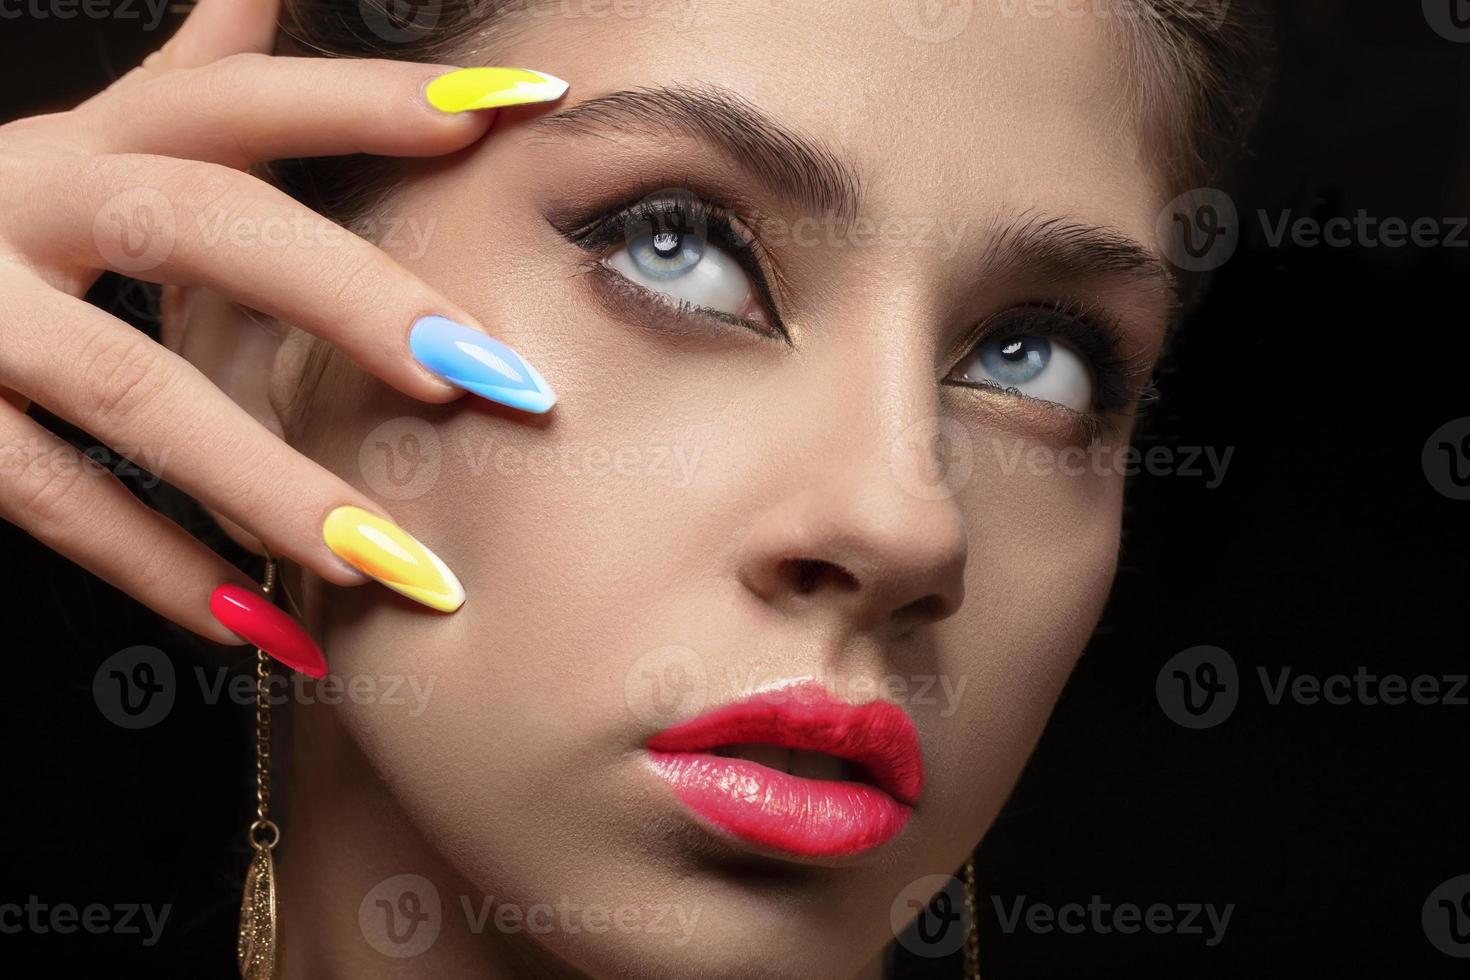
<box><xmin>209</xmin><ymin>584</ymin><xmax>327</xmax><ymax>679</ymax></box>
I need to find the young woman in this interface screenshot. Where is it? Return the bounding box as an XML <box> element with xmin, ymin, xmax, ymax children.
<box><xmin>0</xmin><ymin>0</ymin><xmax>1269</xmax><ymax>975</ymax></box>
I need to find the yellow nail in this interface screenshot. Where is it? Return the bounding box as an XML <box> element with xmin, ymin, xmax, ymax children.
<box><xmin>322</xmin><ymin>507</ymin><xmax>465</xmax><ymax>613</ymax></box>
<box><xmin>425</xmin><ymin>67</ymin><xmax>569</xmax><ymax>113</ymax></box>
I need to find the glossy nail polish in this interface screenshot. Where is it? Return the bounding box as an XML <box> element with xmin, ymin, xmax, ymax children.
<box><xmin>409</xmin><ymin>316</ymin><xmax>557</xmax><ymax>414</ymax></box>
<box><xmin>322</xmin><ymin>506</ymin><xmax>466</xmax><ymax>613</ymax></box>
<box><xmin>210</xmin><ymin>584</ymin><xmax>327</xmax><ymax>679</ymax></box>
<box><xmin>425</xmin><ymin>67</ymin><xmax>568</xmax><ymax>113</ymax></box>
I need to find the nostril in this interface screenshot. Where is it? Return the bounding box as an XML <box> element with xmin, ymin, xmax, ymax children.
<box><xmin>893</xmin><ymin>593</ymin><xmax>952</xmax><ymax>631</ymax></box>
<box><xmin>786</xmin><ymin>558</ymin><xmax>859</xmax><ymax>596</ymax></box>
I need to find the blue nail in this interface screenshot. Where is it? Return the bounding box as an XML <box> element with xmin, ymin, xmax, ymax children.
<box><xmin>409</xmin><ymin>316</ymin><xmax>556</xmax><ymax>414</ymax></box>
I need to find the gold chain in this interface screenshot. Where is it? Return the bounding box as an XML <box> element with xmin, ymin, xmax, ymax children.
<box><xmin>238</xmin><ymin>558</ymin><xmax>282</xmax><ymax>979</ymax></box>
<box><xmin>962</xmin><ymin>858</ymin><xmax>980</xmax><ymax>980</ymax></box>
<box><xmin>247</xmin><ymin>560</ymin><xmax>279</xmax><ymax>851</ymax></box>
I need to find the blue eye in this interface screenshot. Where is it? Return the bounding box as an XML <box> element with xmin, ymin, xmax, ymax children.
<box><xmin>978</xmin><ymin>335</ymin><xmax>1052</xmax><ymax>385</ymax></box>
<box><xmin>951</xmin><ymin>330</ymin><xmax>1093</xmax><ymax>412</ymax></box>
<box><xmin>629</xmin><ymin>229</ymin><xmax>706</xmax><ymax>279</ymax></box>
<box><xmin>606</xmin><ymin>216</ymin><xmax>758</xmax><ymax>319</ymax></box>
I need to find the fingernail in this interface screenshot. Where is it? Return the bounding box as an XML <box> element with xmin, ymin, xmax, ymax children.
<box><xmin>425</xmin><ymin>67</ymin><xmax>568</xmax><ymax>113</ymax></box>
<box><xmin>210</xmin><ymin>584</ymin><xmax>327</xmax><ymax>679</ymax></box>
<box><xmin>322</xmin><ymin>506</ymin><xmax>465</xmax><ymax>613</ymax></box>
<box><xmin>409</xmin><ymin>315</ymin><xmax>557</xmax><ymax>414</ymax></box>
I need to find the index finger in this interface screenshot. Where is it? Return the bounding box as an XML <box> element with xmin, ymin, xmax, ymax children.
<box><xmin>78</xmin><ymin>56</ymin><xmax>569</xmax><ymax>169</ymax></box>
<box><xmin>90</xmin><ymin>0</ymin><xmax>281</xmax><ymax>100</ymax></box>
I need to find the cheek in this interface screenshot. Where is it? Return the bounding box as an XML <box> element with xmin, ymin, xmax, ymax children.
<box><xmin>913</xmin><ymin>450</ymin><xmax>1124</xmax><ymax>855</ymax></box>
<box><xmin>285</xmin><ymin>309</ymin><xmax>777</xmax><ymax>868</ymax></box>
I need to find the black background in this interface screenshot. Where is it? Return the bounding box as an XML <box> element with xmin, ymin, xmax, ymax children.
<box><xmin>2</xmin><ymin>2</ymin><xmax>1467</xmax><ymax>977</ymax></box>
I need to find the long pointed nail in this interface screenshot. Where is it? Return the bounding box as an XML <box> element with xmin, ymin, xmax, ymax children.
<box><xmin>425</xmin><ymin>67</ymin><xmax>568</xmax><ymax>113</ymax></box>
<box><xmin>210</xmin><ymin>584</ymin><xmax>327</xmax><ymax>678</ymax></box>
<box><xmin>322</xmin><ymin>506</ymin><xmax>465</xmax><ymax>613</ymax></box>
<box><xmin>409</xmin><ymin>316</ymin><xmax>557</xmax><ymax>414</ymax></box>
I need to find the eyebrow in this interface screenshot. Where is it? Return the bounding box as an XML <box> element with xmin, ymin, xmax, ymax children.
<box><xmin>531</xmin><ymin>90</ymin><xmax>1177</xmax><ymax>307</ymax></box>
<box><xmin>980</xmin><ymin>209</ymin><xmax>1178</xmax><ymax>302</ymax></box>
<box><xmin>530</xmin><ymin>83</ymin><xmax>862</xmax><ymax>223</ymax></box>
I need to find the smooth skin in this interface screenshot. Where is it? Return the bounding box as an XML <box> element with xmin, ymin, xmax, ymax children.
<box><xmin>0</xmin><ymin>0</ymin><xmax>543</xmax><ymax>643</ymax></box>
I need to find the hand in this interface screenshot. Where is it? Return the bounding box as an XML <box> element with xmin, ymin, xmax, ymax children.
<box><xmin>0</xmin><ymin>0</ymin><xmax>565</xmax><ymax>672</ymax></box>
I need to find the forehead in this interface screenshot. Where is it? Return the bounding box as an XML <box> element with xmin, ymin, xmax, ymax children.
<box><xmin>496</xmin><ymin>0</ymin><xmax>1163</xmax><ymax>232</ymax></box>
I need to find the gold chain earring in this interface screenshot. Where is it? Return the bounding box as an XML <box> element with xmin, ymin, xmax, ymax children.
<box><xmin>962</xmin><ymin>857</ymin><xmax>979</xmax><ymax>980</ymax></box>
<box><xmin>237</xmin><ymin>559</ymin><xmax>282</xmax><ymax>980</ymax></box>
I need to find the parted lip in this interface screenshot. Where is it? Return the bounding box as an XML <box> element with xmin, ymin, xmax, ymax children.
<box><xmin>644</xmin><ymin>680</ymin><xmax>924</xmax><ymax>805</ymax></box>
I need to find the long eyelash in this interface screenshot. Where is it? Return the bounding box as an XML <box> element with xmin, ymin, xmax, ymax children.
<box><xmin>946</xmin><ymin>299</ymin><xmax>1156</xmax><ymax>436</ymax></box>
<box><xmin>558</xmin><ymin>192</ymin><xmax>789</xmax><ymax>342</ymax></box>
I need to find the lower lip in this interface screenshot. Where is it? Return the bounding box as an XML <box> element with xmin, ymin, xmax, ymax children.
<box><xmin>646</xmin><ymin>751</ymin><xmax>912</xmax><ymax>857</ymax></box>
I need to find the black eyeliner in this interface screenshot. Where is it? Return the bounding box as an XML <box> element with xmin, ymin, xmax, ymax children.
<box><xmin>943</xmin><ymin>300</ymin><xmax>1153</xmax><ymax>432</ymax></box>
<box><xmin>553</xmin><ymin>191</ymin><xmax>790</xmax><ymax>343</ymax></box>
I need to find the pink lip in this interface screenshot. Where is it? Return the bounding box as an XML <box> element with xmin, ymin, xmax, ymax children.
<box><xmin>645</xmin><ymin>681</ymin><xmax>924</xmax><ymax>858</ymax></box>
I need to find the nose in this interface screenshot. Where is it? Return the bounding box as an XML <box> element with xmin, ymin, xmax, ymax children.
<box><xmin>736</xmin><ymin>453</ymin><xmax>969</xmax><ymax>635</ymax></box>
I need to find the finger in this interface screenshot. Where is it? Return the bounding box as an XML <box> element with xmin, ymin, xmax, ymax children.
<box><xmin>94</xmin><ymin>0</ymin><xmax>282</xmax><ymax>101</ymax></box>
<box><xmin>0</xmin><ymin>395</ymin><xmax>252</xmax><ymax>645</ymax></box>
<box><xmin>148</xmin><ymin>0</ymin><xmax>282</xmax><ymax>69</ymax></box>
<box><xmin>11</xmin><ymin>152</ymin><xmax>558</xmax><ymax>409</ymax></box>
<box><xmin>78</xmin><ymin>56</ymin><xmax>566</xmax><ymax>168</ymax></box>
<box><xmin>0</xmin><ymin>274</ymin><xmax>423</xmax><ymax>595</ymax></box>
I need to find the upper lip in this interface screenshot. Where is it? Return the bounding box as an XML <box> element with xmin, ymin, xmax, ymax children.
<box><xmin>644</xmin><ymin>680</ymin><xmax>924</xmax><ymax>806</ymax></box>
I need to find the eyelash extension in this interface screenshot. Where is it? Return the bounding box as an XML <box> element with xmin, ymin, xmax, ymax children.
<box><xmin>944</xmin><ymin>299</ymin><xmax>1156</xmax><ymax>438</ymax></box>
<box><xmin>557</xmin><ymin>192</ymin><xmax>791</xmax><ymax>343</ymax></box>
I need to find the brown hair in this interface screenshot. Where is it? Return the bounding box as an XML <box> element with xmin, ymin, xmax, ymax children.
<box><xmin>1113</xmin><ymin>0</ymin><xmax>1275</xmax><ymax>196</ymax></box>
<box><xmin>268</xmin><ymin>0</ymin><xmax>1273</xmax><ymax>213</ymax></box>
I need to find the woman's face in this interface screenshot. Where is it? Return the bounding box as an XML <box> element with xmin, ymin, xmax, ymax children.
<box><xmin>279</xmin><ymin>1</ymin><xmax>1174</xmax><ymax>975</ymax></box>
